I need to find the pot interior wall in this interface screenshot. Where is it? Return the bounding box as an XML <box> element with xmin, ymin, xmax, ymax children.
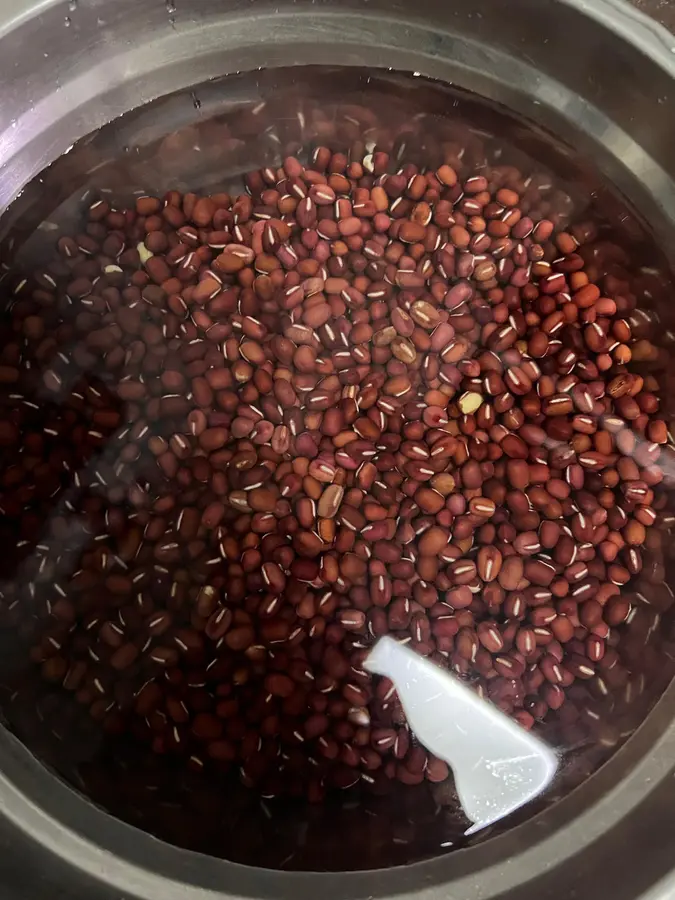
<box><xmin>0</xmin><ymin>66</ymin><xmax>673</xmax><ymax>871</ymax></box>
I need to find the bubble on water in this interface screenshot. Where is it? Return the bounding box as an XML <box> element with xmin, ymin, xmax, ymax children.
<box><xmin>64</xmin><ymin>15</ymin><xmax>71</xmax><ymax>26</ymax></box>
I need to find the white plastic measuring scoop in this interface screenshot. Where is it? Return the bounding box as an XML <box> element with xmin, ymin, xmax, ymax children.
<box><xmin>365</xmin><ymin>636</ymin><xmax>558</xmax><ymax>834</ymax></box>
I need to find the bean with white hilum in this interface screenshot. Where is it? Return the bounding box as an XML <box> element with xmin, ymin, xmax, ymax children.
<box><xmin>0</xmin><ymin>138</ymin><xmax>671</xmax><ymax>804</ymax></box>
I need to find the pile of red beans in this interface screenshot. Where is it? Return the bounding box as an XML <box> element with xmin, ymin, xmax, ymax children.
<box><xmin>0</xmin><ymin>143</ymin><xmax>671</xmax><ymax>801</ymax></box>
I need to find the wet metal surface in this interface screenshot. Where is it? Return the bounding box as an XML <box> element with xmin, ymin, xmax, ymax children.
<box><xmin>633</xmin><ymin>0</ymin><xmax>675</xmax><ymax>31</ymax></box>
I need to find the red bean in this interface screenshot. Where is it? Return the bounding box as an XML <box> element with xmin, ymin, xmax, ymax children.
<box><xmin>0</xmin><ymin>131</ymin><xmax>665</xmax><ymax>824</ymax></box>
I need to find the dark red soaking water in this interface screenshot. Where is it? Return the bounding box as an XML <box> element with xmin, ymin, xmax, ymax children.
<box><xmin>0</xmin><ymin>67</ymin><xmax>674</xmax><ymax>871</ymax></box>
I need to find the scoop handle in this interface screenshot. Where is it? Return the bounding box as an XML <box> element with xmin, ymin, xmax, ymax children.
<box><xmin>365</xmin><ymin>637</ymin><xmax>558</xmax><ymax>833</ymax></box>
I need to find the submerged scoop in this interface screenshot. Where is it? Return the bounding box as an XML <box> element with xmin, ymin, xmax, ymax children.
<box><xmin>365</xmin><ymin>637</ymin><xmax>558</xmax><ymax>834</ymax></box>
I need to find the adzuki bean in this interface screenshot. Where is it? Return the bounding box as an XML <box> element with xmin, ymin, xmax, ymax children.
<box><xmin>0</xmin><ymin>136</ymin><xmax>672</xmax><ymax>813</ymax></box>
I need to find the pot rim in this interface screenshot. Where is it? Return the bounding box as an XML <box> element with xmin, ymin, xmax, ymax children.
<box><xmin>0</xmin><ymin>0</ymin><xmax>674</xmax><ymax>897</ymax></box>
<box><xmin>1</xmin><ymin>0</ymin><xmax>675</xmax><ymax>215</ymax></box>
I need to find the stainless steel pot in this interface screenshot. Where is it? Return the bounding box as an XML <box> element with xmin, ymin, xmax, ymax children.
<box><xmin>1</xmin><ymin>0</ymin><xmax>675</xmax><ymax>897</ymax></box>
